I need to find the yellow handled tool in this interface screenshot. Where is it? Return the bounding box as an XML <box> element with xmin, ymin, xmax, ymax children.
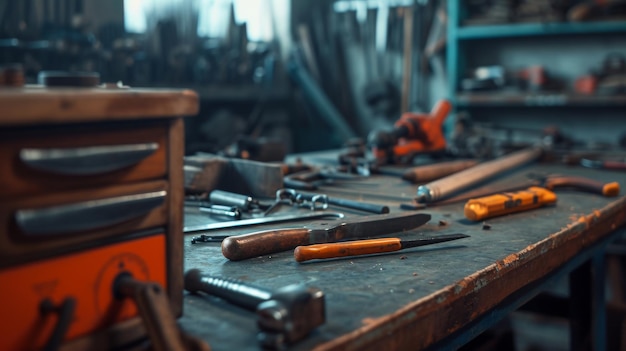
<box><xmin>464</xmin><ymin>186</ymin><xmax>557</xmax><ymax>222</ymax></box>
<box><xmin>294</xmin><ymin>234</ymin><xmax>469</xmax><ymax>262</ymax></box>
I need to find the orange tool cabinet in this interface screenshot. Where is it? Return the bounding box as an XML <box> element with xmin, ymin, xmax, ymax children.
<box><xmin>0</xmin><ymin>85</ymin><xmax>198</xmax><ymax>350</ymax></box>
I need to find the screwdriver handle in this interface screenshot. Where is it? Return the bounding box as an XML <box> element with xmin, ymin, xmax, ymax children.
<box><xmin>222</xmin><ymin>228</ymin><xmax>312</xmax><ymax>261</ymax></box>
<box><xmin>294</xmin><ymin>238</ymin><xmax>402</xmax><ymax>262</ymax></box>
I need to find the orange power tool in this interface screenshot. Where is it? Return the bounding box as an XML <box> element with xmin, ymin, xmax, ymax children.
<box><xmin>367</xmin><ymin>100</ymin><xmax>452</xmax><ymax>164</ymax></box>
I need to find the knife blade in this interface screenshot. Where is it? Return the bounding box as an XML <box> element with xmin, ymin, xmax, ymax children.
<box><xmin>221</xmin><ymin>212</ymin><xmax>431</xmax><ymax>261</ymax></box>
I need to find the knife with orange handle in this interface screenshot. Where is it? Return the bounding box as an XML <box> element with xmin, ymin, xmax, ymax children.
<box><xmin>294</xmin><ymin>234</ymin><xmax>469</xmax><ymax>262</ymax></box>
<box><xmin>222</xmin><ymin>212</ymin><xmax>432</xmax><ymax>261</ymax></box>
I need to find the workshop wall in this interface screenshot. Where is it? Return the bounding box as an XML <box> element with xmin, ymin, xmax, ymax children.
<box><xmin>83</xmin><ymin>1</ymin><xmax>124</xmax><ymax>30</ymax></box>
<box><xmin>2</xmin><ymin>0</ymin><xmax>625</xmax><ymax>154</ymax></box>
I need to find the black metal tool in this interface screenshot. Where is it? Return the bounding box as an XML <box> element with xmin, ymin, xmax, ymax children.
<box><xmin>184</xmin><ymin>269</ymin><xmax>325</xmax><ymax>349</ymax></box>
<box><xmin>209</xmin><ymin>190</ymin><xmax>266</xmax><ymax>212</ymax></box>
<box><xmin>283</xmin><ymin>167</ymin><xmax>364</xmax><ymax>190</ymax></box>
<box><xmin>183</xmin><ymin>211</ymin><xmax>345</xmax><ymax>233</ymax></box>
<box><xmin>221</xmin><ymin>212</ymin><xmax>431</xmax><ymax>261</ymax></box>
<box><xmin>191</xmin><ymin>234</ymin><xmax>227</xmax><ymax>244</ymax></box>
<box><xmin>294</xmin><ymin>233</ymin><xmax>470</xmax><ymax>262</ymax></box>
<box><xmin>198</xmin><ymin>204</ymin><xmax>242</xmax><ymax>219</ymax></box>
<box><xmin>581</xmin><ymin>158</ymin><xmax>626</xmax><ymax>171</ymax></box>
<box><xmin>295</xmin><ymin>191</ymin><xmax>390</xmax><ymax>214</ymax></box>
<box><xmin>262</xmin><ymin>188</ymin><xmax>317</xmax><ymax>216</ymax></box>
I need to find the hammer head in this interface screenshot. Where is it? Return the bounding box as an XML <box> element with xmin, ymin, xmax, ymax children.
<box><xmin>256</xmin><ymin>284</ymin><xmax>325</xmax><ymax>349</ymax></box>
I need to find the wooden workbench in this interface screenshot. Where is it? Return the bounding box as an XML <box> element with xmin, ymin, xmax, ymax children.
<box><xmin>179</xmin><ymin>156</ymin><xmax>626</xmax><ymax>351</ymax></box>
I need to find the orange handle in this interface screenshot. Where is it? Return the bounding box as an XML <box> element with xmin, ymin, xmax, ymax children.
<box><xmin>603</xmin><ymin>182</ymin><xmax>620</xmax><ymax>197</ymax></box>
<box><xmin>544</xmin><ymin>176</ymin><xmax>620</xmax><ymax>197</ymax></box>
<box><xmin>294</xmin><ymin>238</ymin><xmax>402</xmax><ymax>262</ymax></box>
<box><xmin>430</xmin><ymin>99</ymin><xmax>452</xmax><ymax>123</ymax></box>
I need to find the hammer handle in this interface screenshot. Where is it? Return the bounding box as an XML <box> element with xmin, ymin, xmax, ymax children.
<box><xmin>184</xmin><ymin>269</ymin><xmax>270</xmax><ymax>310</ymax></box>
<box><xmin>417</xmin><ymin>147</ymin><xmax>542</xmax><ymax>202</ymax></box>
<box><xmin>402</xmin><ymin>159</ymin><xmax>479</xmax><ymax>183</ymax></box>
<box><xmin>222</xmin><ymin>228</ymin><xmax>312</xmax><ymax>261</ymax></box>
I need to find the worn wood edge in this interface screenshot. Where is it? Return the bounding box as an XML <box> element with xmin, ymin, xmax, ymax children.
<box><xmin>169</xmin><ymin>118</ymin><xmax>185</xmax><ymax>317</ymax></box>
<box><xmin>0</xmin><ymin>88</ymin><xmax>199</xmax><ymax>125</ymax></box>
<box><xmin>313</xmin><ymin>196</ymin><xmax>626</xmax><ymax>351</ymax></box>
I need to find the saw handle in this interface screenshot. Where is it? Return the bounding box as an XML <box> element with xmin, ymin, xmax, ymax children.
<box><xmin>294</xmin><ymin>238</ymin><xmax>402</xmax><ymax>262</ymax></box>
<box><xmin>222</xmin><ymin>228</ymin><xmax>312</xmax><ymax>261</ymax></box>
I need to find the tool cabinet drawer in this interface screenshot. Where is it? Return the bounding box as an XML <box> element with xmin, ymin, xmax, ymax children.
<box><xmin>0</xmin><ymin>122</ymin><xmax>168</xmax><ymax>199</ymax></box>
<box><xmin>0</xmin><ymin>180</ymin><xmax>169</xmax><ymax>266</ymax></box>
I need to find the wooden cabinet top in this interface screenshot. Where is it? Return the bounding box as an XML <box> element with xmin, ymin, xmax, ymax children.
<box><xmin>0</xmin><ymin>86</ymin><xmax>199</xmax><ymax>125</ymax></box>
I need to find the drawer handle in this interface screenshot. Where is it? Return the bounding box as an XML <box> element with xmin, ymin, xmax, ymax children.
<box><xmin>15</xmin><ymin>191</ymin><xmax>166</xmax><ymax>236</ymax></box>
<box><xmin>19</xmin><ymin>143</ymin><xmax>159</xmax><ymax>175</ymax></box>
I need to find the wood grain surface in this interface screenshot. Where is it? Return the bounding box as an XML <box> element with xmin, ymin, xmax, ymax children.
<box><xmin>0</xmin><ymin>87</ymin><xmax>198</xmax><ymax>124</ymax></box>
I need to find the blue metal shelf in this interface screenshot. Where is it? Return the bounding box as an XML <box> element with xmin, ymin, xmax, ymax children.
<box><xmin>455</xmin><ymin>92</ymin><xmax>626</xmax><ymax>107</ymax></box>
<box><xmin>457</xmin><ymin>21</ymin><xmax>626</xmax><ymax>40</ymax></box>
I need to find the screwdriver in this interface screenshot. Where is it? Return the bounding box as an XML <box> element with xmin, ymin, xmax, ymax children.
<box><xmin>464</xmin><ymin>186</ymin><xmax>557</xmax><ymax>222</ymax></box>
<box><xmin>294</xmin><ymin>234</ymin><xmax>469</xmax><ymax>262</ymax></box>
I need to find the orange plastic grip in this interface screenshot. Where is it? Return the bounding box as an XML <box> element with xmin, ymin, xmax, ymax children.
<box><xmin>430</xmin><ymin>99</ymin><xmax>452</xmax><ymax>123</ymax></box>
<box><xmin>294</xmin><ymin>238</ymin><xmax>402</xmax><ymax>262</ymax></box>
<box><xmin>603</xmin><ymin>182</ymin><xmax>620</xmax><ymax>197</ymax></box>
<box><xmin>464</xmin><ymin>186</ymin><xmax>557</xmax><ymax>222</ymax></box>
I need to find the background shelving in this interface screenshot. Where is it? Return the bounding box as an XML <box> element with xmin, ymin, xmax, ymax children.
<box><xmin>446</xmin><ymin>0</ymin><xmax>626</xmax><ymax>144</ymax></box>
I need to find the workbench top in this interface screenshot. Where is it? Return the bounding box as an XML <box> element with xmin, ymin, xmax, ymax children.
<box><xmin>0</xmin><ymin>87</ymin><xmax>198</xmax><ymax>125</ymax></box>
<box><xmin>179</xmin><ymin>159</ymin><xmax>626</xmax><ymax>351</ymax></box>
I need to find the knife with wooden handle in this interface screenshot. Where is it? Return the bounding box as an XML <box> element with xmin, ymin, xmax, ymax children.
<box><xmin>221</xmin><ymin>212</ymin><xmax>431</xmax><ymax>261</ymax></box>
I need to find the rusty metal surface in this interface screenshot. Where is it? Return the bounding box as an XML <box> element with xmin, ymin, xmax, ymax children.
<box><xmin>179</xmin><ymin>161</ymin><xmax>626</xmax><ymax>351</ymax></box>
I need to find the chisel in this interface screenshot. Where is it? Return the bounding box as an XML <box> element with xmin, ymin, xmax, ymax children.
<box><xmin>294</xmin><ymin>234</ymin><xmax>469</xmax><ymax>262</ymax></box>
